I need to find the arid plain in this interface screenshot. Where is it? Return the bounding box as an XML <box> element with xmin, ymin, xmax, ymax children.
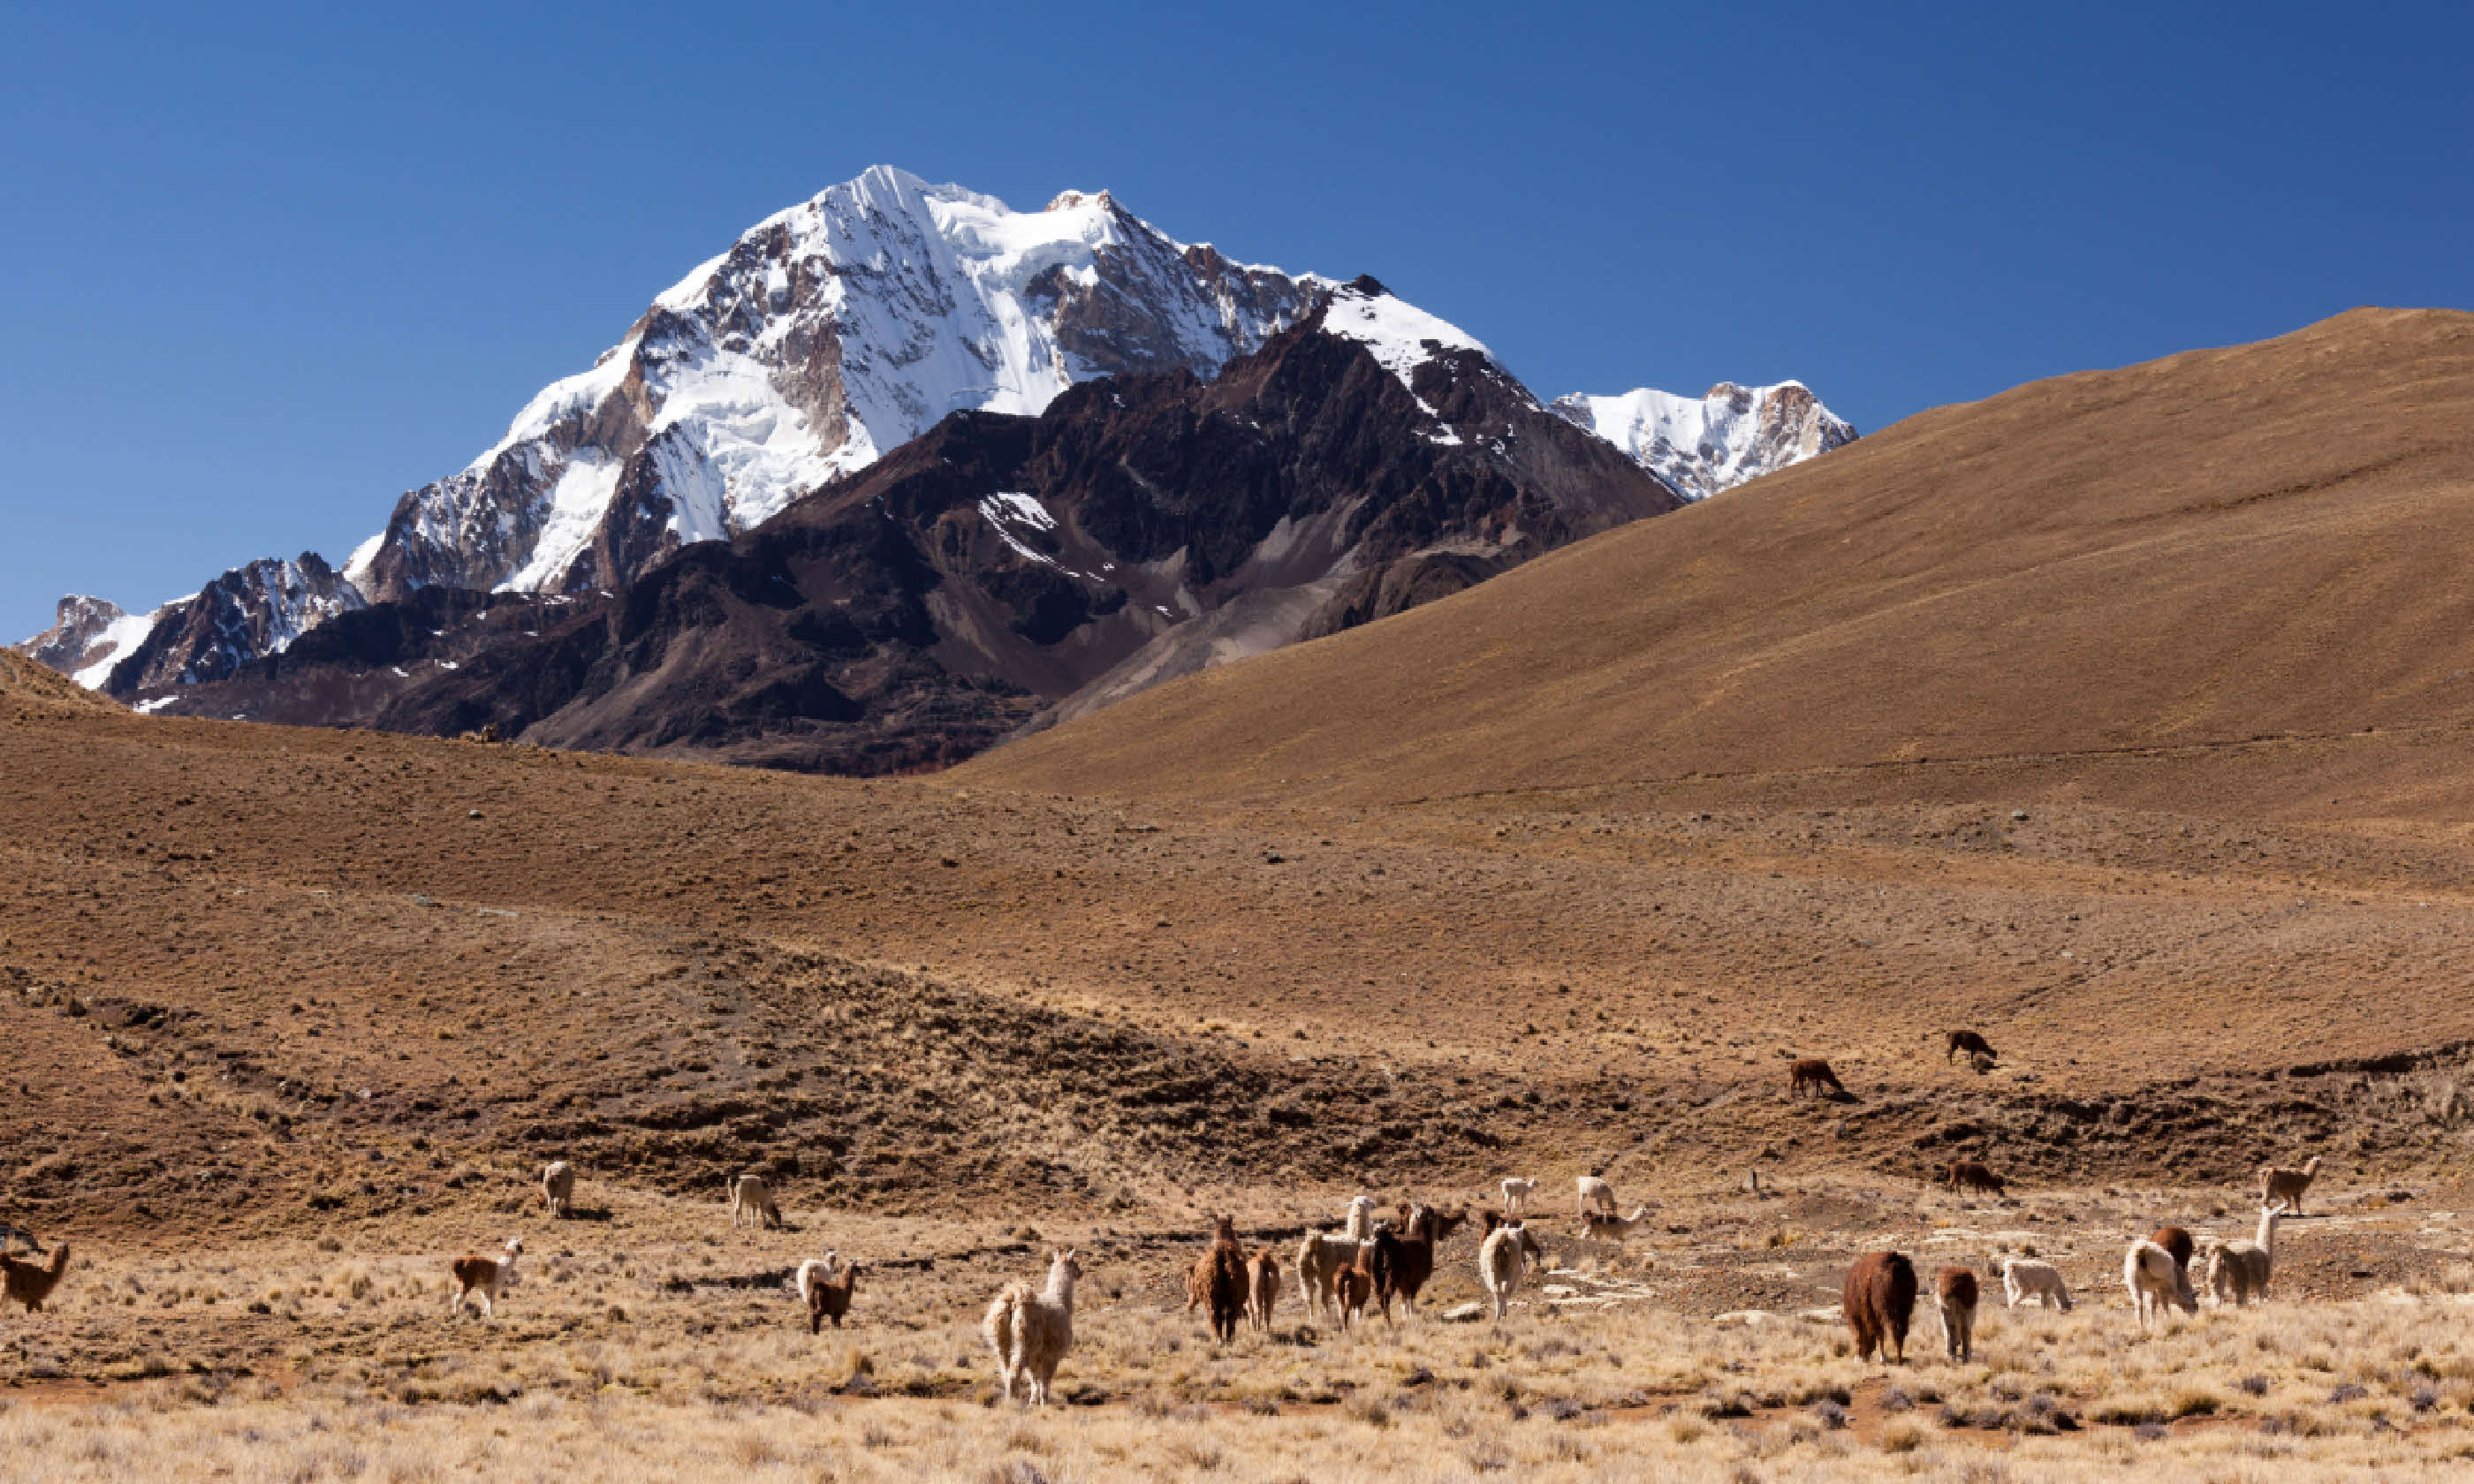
<box><xmin>14</xmin><ymin>310</ymin><xmax>2474</xmax><ymax>1479</ymax></box>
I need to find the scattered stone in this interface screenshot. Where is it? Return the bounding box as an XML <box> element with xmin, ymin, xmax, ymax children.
<box><xmin>1442</xmin><ymin>1302</ymin><xmax>1486</xmax><ymax>1322</ymax></box>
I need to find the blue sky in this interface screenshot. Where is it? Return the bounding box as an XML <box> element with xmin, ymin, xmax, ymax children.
<box><xmin>4</xmin><ymin>1</ymin><xmax>2467</xmax><ymax>640</ymax></box>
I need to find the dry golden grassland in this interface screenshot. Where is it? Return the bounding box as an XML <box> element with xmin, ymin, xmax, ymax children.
<box><xmin>12</xmin><ymin>1182</ymin><xmax>2474</xmax><ymax>1480</ymax></box>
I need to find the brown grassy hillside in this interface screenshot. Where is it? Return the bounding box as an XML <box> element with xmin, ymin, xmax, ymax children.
<box><xmin>957</xmin><ymin>308</ymin><xmax>2474</xmax><ymax>812</ymax></box>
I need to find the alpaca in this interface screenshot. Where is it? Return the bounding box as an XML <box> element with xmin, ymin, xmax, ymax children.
<box><xmin>985</xmin><ymin>1249</ymin><xmax>1081</xmax><ymax>1408</ymax></box>
<box><xmin>1245</xmin><ymin>1246</ymin><xmax>1280</xmax><ymax>1334</ymax></box>
<box><xmin>1575</xmin><ymin>1175</ymin><xmax>1619</xmax><ymax>1219</ymax></box>
<box><xmin>1500</xmin><ymin>1177</ymin><xmax>1537</xmax><ymax>1216</ymax></box>
<box><xmin>1791</xmin><ymin>1058</ymin><xmax>1847</xmax><ymax>1100</ymax></box>
<box><xmin>539</xmin><ymin>1161</ymin><xmax>574</xmax><ymax>1218</ymax></box>
<box><xmin>1946</xmin><ymin>1161</ymin><xmax>2006</xmax><ymax>1196</ymax></box>
<box><xmin>801</xmin><ymin>1257</ymin><xmax>865</xmax><ymax>1332</ymax></box>
<box><xmin>2258</xmin><ymin>1156</ymin><xmax>2322</xmax><ymax>1217</ymax></box>
<box><xmin>2124</xmin><ymin>1238</ymin><xmax>2197</xmax><ymax>1334</ymax></box>
<box><xmin>0</xmin><ymin>1241</ymin><xmax>71</xmax><ymax>1314</ymax></box>
<box><xmin>1294</xmin><ymin>1230</ymin><xmax>1359</xmax><ymax>1322</ymax></box>
<box><xmin>1191</xmin><ymin>1215</ymin><xmax>1248</xmax><ymax>1343</ymax></box>
<box><xmin>2000</xmin><ymin>1257</ymin><xmax>2072</xmax><ymax>1311</ymax></box>
<box><xmin>1843</xmin><ymin>1252</ymin><xmax>1918</xmax><ymax>1363</ymax></box>
<box><xmin>1934</xmin><ymin>1267</ymin><xmax>1979</xmax><ymax>1362</ymax></box>
<box><xmin>2207</xmin><ymin>1206</ymin><xmax>2287</xmax><ymax>1306</ymax></box>
<box><xmin>1946</xmin><ymin>1030</ymin><xmax>1996</xmax><ymax>1064</ymax></box>
<box><xmin>449</xmin><ymin>1238</ymin><xmax>524</xmax><ymax>1319</ymax></box>
<box><xmin>728</xmin><ymin>1173</ymin><xmax>782</xmax><ymax>1230</ymax></box>
<box><xmin>1478</xmin><ymin>1221</ymin><xmax>1544</xmax><ymax>1320</ymax></box>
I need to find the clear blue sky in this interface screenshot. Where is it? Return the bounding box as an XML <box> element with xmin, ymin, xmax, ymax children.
<box><xmin>4</xmin><ymin>1</ymin><xmax>2467</xmax><ymax>640</ymax></box>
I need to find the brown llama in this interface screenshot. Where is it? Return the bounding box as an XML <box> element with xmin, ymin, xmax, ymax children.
<box><xmin>1946</xmin><ymin>1161</ymin><xmax>2006</xmax><ymax>1196</ymax></box>
<box><xmin>1934</xmin><ymin>1266</ymin><xmax>1979</xmax><ymax>1362</ymax></box>
<box><xmin>1332</xmin><ymin>1258</ymin><xmax>1372</xmax><ymax>1331</ymax></box>
<box><xmin>1791</xmin><ymin>1058</ymin><xmax>1847</xmax><ymax>1100</ymax></box>
<box><xmin>2258</xmin><ymin>1156</ymin><xmax>2323</xmax><ymax>1216</ymax></box>
<box><xmin>2149</xmin><ymin>1225</ymin><xmax>2196</xmax><ymax>1275</ymax></box>
<box><xmin>1</xmin><ymin>1242</ymin><xmax>71</xmax><ymax>1314</ymax></box>
<box><xmin>1842</xmin><ymin>1251</ymin><xmax>1918</xmax><ymax>1364</ymax></box>
<box><xmin>1191</xmin><ymin>1215</ymin><xmax>1248</xmax><ymax>1343</ymax></box>
<box><xmin>802</xmin><ymin>1259</ymin><xmax>866</xmax><ymax>1332</ymax></box>
<box><xmin>1366</xmin><ymin>1205</ymin><xmax>1441</xmax><ymax>1324</ymax></box>
<box><xmin>1245</xmin><ymin>1246</ymin><xmax>1280</xmax><ymax>1334</ymax></box>
<box><xmin>1946</xmin><ymin>1030</ymin><xmax>1996</xmax><ymax>1064</ymax></box>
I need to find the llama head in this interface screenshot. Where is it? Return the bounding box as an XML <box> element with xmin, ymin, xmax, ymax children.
<box><xmin>504</xmin><ymin>1237</ymin><xmax>525</xmax><ymax>1259</ymax></box>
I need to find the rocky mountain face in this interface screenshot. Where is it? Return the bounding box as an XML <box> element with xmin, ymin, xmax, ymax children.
<box><xmin>144</xmin><ymin>282</ymin><xmax>1681</xmax><ymax>771</ymax></box>
<box><xmin>345</xmin><ymin>165</ymin><xmax>1324</xmax><ymax>604</ymax></box>
<box><xmin>1550</xmin><ymin>380</ymin><xmax>1856</xmax><ymax>501</ymax></box>
<box><xmin>14</xmin><ymin>595</ymin><xmax>156</xmax><ymax>686</ymax></box>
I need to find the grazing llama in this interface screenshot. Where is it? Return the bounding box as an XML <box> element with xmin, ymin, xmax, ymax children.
<box><xmin>2000</xmin><ymin>1257</ymin><xmax>2072</xmax><ymax>1311</ymax></box>
<box><xmin>1946</xmin><ymin>1161</ymin><xmax>2006</xmax><ymax>1196</ymax></box>
<box><xmin>1946</xmin><ymin>1030</ymin><xmax>1996</xmax><ymax>1064</ymax></box>
<box><xmin>1843</xmin><ymin>1252</ymin><xmax>1918</xmax><ymax>1363</ymax></box>
<box><xmin>539</xmin><ymin>1161</ymin><xmax>574</xmax><ymax>1218</ymax></box>
<box><xmin>449</xmin><ymin>1238</ymin><xmax>524</xmax><ymax>1319</ymax></box>
<box><xmin>2124</xmin><ymin>1238</ymin><xmax>2197</xmax><ymax>1334</ymax></box>
<box><xmin>1575</xmin><ymin>1175</ymin><xmax>1619</xmax><ymax>1220</ymax></box>
<box><xmin>2258</xmin><ymin>1156</ymin><xmax>2322</xmax><ymax>1216</ymax></box>
<box><xmin>1499</xmin><ymin>1177</ymin><xmax>1537</xmax><ymax>1216</ymax></box>
<box><xmin>728</xmin><ymin>1173</ymin><xmax>782</xmax><ymax>1230</ymax></box>
<box><xmin>1791</xmin><ymin>1059</ymin><xmax>1848</xmax><ymax>1100</ymax></box>
<box><xmin>1478</xmin><ymin>1220</ymin><xmax>1544</xmax><ymax>1320</ymax></box>
<box><xmin>2207</xmin><ymin>1206</ymin><xmax>2287</xmax><ymax>1306</ymax></box>
<box><xmin>1934</xmin><ymin>1267</ymin><xmax>1979</xmax><ymax>1362</ymax></box>
<box><xmin>1245</xmin><ymin>1246</ymin><xmax>1280</xmax><ymax>1334</ymax></box>
<box><xmin>0</xmin><ymin>1241</ymin><xmax>71</xmax><ymax>1314</ymax></box>
<box><xmin>985</xmin><ymin>1249</ymin><xmax>1081</xmax><ymax>1408</ymax></box>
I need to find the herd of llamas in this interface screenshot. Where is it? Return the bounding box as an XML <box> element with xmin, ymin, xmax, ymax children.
<box><xmin>0</xmin><ymin>1027</ymin><xmax>2340</xmax><ymax>1411</ymax></box>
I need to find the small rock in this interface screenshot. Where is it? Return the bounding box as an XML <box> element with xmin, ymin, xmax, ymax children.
<box><xmin>467</xmin><ymin>809</ymin><xmax>482</xmax><ymax>819</ymax></box>
<box><xmin>2011</xmin><ymin>809</ymin><xmax>2030</xmax><ymax>822</ymax></box>
<box><xmin>1441</xmin><ymin>1302</ymin><xmax>1487</xmax><ymax>1322</ymax></box>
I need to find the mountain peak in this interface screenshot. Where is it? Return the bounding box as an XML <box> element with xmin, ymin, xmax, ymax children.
<box><xmin>1551</xmin><ymin>380</ymin><xmax>1856</xmax><ymax>501</ymax></box>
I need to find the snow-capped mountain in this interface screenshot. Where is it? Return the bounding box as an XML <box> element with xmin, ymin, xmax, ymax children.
<box><xmin>14</xmin><ymin>595</ymin><xmax>165</xmax><ymax>689</ymax></box>
<box><xmin>1549</xmin><ymin>381</ymin><xmax>1856</xmax><ymax>501</ymax></box>
<box><xmin>13</xmin><ymin>164</ymin><xmax>1858</xmax><ymax>718</ymax></box>
<box><xmin>345</xmin><ymin>165</ymin><xmax>1325</xmax><ymax>603</ymax></box>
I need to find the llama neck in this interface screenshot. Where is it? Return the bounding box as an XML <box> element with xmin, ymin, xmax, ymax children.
<box><xmin>1043</xmin><ymin>1265</ymin><xmax>1076</xmax><ymax>1309</ymax></box>
<box><xmin>2256</xmin><ymin>1211</ymin><xmax>2278</xmax><ymax>1251</ymax></box>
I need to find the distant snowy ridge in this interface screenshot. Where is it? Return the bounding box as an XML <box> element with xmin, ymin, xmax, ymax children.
<box><xmin>1549</xmin><ymin>381</ymin><xmax>1856</xmax><ymax>501</ymax></box>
